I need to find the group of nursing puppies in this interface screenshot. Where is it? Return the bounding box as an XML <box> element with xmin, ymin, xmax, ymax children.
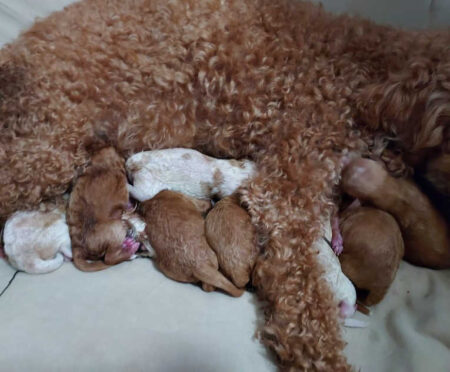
<box><xmin>2</xmin><ymin>147</ymin><xmax>449</xmax><ymax>322</ymax></box>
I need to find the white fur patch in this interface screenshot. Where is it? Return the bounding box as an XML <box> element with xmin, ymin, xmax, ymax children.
<box><xmin>314</xmin><ymin>219</ymin><xmax>357</xmax><ymax>316</ymax></box>
<box><xmin>122</xmin><ymin>213</ymin><xmax>155</xmax><ymax>257</ymax></box>
<box><xmin>126</xmin><ymin>148</ymin><xmax>256</xmax><ymax>201</ymax></box>
<box><xmin>3</xmin><ymin>208</ymin><xmax>72</xmax><ymax>274</ymax></box>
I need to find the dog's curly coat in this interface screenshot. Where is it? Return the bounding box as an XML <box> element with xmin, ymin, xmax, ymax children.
<box><xmin>1</xmin><ymin>0</ymin><xmax>449</xmax><ymax>370</ymax></box>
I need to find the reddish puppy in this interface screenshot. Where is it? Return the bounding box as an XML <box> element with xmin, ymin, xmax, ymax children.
<box><xmin>339</xmin><ymin>203</ymin><xmax>404</xmax><ymax>305</ymax></box>
<box><xmin>67</xmin><ymin>147</ymin><xmax>139</xmax><ymax>272</ymax></box>
<box><xmin>205</xmin><ymin>195</ymin><xmax>259</xmax><ymax>288</ymax></box>
<box><xmin>141</xmin><ymin>190</ymin><xmax>243</xmax><ymax>297</ymax></box>
<box><xmin>341</xmin><ymin>158</ymin><xmax>450</xmax><ymax>269</ymax></box>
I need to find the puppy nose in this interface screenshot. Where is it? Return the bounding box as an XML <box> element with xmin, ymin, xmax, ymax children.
<box><xmin>339</xmin><ymin>301</ymin><xmax>357</xmax><ymax>318</ymax></box>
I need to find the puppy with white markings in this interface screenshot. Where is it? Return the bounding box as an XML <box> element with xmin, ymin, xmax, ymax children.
<box><xmin>126</xmin><ymin>148</ymin><xmax>256</xmax><ymax>202</ymax></box>
<box><xmin>2</xmin><ymin>203</ymin><xmax>71</xmax><ymax>274</ymax></box>
<box><xmin>316</xmin><ymin>218</ymin><xmax>361</xmax><ymax>326</ymax></box>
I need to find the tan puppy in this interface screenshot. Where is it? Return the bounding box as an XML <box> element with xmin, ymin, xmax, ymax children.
<box><xmin>205</xmin><ymin>195</ymin><xmax>259</xmax><ymax>288</ymax></box>
<box><xmin>67</xmin><ymin>147</ymin><xmax>139</xmax><ymax>272</ymax></box>
<box><xmin>341</xmin><ymin>158</ymin><xmax>450</xmax><ymax>269</ymax></box>
<box><xmin>140</xmin><ymin>190</ymin><xmax>243</xmax><ymax>297</ymax></box>
<box><xmin>339</xmin><ymin>203</ymin><xmax>404</xmax><ymax>305</ymax></box>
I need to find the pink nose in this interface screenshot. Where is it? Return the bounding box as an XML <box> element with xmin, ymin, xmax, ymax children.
<box><xmin>339</xmin><ymin>301</ymin><xmax>357</xmax><ymax>318</ymax></box>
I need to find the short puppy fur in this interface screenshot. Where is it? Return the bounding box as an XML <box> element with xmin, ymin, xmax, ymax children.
<box><xmin>140</xmin><ymin>190</ymin><xmax>243</xmax><ymax>297</ymax></box>
<box><xmin>127</xmin><ymin>148</ymin><xmax>256</xmax><ymax>202</ymax></box>
<box><xmin>67</xmin><ymin>147</ymin><xmax>138</xmax><ymax>272</ymax></box>
<box><xmin>342</xmin><ymin>158</ymin><xmax>450</xmax><ymax>269</ymax></box>
<box><xmin>317</xmin><ymin>219</ymin><xmax>357</xmax><ymax>319</ymax></box>
<box><xmin>3</xmin><ymin>202</ymin><xmax>71</xmax><ymax>274</ymax></box>
<box><xmin>205</xmin><ymin>195</ymin><xmax>259</xmax><ymax>288</ymax></box>
<box><xmin>339</xmin><ymin>204</ymin><xmax>404</xmax><ymax>305</ymax></box>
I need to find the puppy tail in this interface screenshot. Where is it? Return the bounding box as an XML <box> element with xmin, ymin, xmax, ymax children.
<box><xmin>194</xmin><ymin>266</ymin><xmax>244</xmax><ymax>297</ymax></box>
<box><xmin>73</xmin><ymin>249</ymin><xmax>111</xmax><ymax>272</ymax></box>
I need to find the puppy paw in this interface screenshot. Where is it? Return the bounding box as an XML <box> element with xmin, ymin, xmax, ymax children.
<box><xmin>331</xmin><ymin>235</ymin><xmax>344</xmax><ymax>256</ymax></box>
<box><xmin>339</xmin><ymin>301</ymin><xmax>357</xmax><ymax>318</ymax></box>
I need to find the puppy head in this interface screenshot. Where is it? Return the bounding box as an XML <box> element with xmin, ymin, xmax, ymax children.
<box><xmin>84</xmin><ymin>220</ymin><xmax>137</xmax><ymax>265</ymax></box>
<box><xmin>84</xmin><ymin>221</ymin><xmax>124</xmax><ymax>258</ymax></box>
<box><xmin>341</xmin><ymin>158</ymin><xmax>388</xmax><ymax>200</ymax></box>
<box><xmin>82</xmin><ymin>170</ymin><xmax>129</xmax><ymax>222</ymax></box>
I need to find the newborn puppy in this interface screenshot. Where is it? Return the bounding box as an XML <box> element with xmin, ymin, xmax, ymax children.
<box><xmin>342</xmin><ymin>158</ymin><xmax>450</xmax><ymax>269</ymax></box>
<box><xmin>339</xmin><ymin>203</ymin><xmax>404</xmax><ymax>305</ymax></box>
<box><xmin>205</xmin><ymin>195</ymin><xmax>259</xmax><ymax>288</ymax></box>
<box><xmin>67</xmin><ymin>147</ymin><xmax>139</xmax><ymax>272</ymax></box>
<box><xmin>2</xmin><ymin>203</ymin><xmax>71</xmax><ymax>274</ymax></box>
<box><xmin>315</xmin><ymin>220</ymin><xmax>357</xmax><ymax>319</ymax></box>
<box><xmin>140</xmin><ymin>190</ymin><xmax>243</xmax><ymax>297</ymax></box>
<box><xmin>126</xmin><ymin>148</ymin><xmax>256</xmax><ymax>202</ymax></box>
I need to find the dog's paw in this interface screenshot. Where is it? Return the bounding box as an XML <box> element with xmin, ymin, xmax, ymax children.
<box><xmin>331</xmin><ymin>235</ymin><xmax>344</xmax><ymax>256</ymax></box>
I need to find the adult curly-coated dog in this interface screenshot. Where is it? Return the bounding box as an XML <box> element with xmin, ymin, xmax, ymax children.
<box><xmin>1</xmin><ymin>0</ymin><xmax>449</xmax><ymax>370</ymax></box>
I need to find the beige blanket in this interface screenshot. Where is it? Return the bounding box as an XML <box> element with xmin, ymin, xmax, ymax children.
<box><xmin>0</xmin><ymin>1</ymin><xmax>449</xmax><ymax>371</ymax></box>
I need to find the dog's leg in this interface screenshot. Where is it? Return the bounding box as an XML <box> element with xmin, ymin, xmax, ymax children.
<box><xmin>60</xmin><ymin>244</ymin><xmax>73</xmax><ymax>261</ymax></box>
<box><xmin>127</xmin><ymin>183</ymin><xmax>159</xmax><ymax>202</ymax></box>
<box><xmin>242</xmin><ymin>158</ymin><xmax>350</xmax><ymax>370</ymax></box>
<box><xmin>331</xmin><ymin>215</ymin><xmax>344</xmax><ymax>256</ymax></box>
<box><xmin>25</xmin><ymin>254</ymin><xmax>65</xmax><ymax>274</ymax></box>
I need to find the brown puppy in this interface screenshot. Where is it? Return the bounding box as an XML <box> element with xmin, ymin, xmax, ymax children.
<box><xmin>67</xmin><ymin>147</ymin><xmax>139</xmax><ymax>272</ymax></box>
<box><xmin>205</xmin><ymin>195</ymin><xmax>259</xmax><ymax>288</ymax></box>
<box><xmin>341</xmin><ymin>158</ymin><xmax>450</xmax><ymax>269</ymax></box>
<box><xmin>140</xmin><ymin>190</ymin><xmax>243</xmax><ymax>297</ymax></box>
<box><xmin>339</xmin><ymin>203</ymin><xmax>404</xmax><ymax>305</ymax></box>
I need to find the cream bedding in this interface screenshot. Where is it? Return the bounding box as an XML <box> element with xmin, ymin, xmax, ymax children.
<box><xmin>0</xmin><ymin>1</ymin><xmax>449</xmax><ymax>371</ymax></box>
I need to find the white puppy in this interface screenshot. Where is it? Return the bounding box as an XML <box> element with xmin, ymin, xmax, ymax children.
<box><xmin>313</xmin><ymin>218</ymin><xmax>358</xmax><ymax>321</ymax></box>
<box><xmin>3</xmin><ymin>206</ymin><xmax>72</xmax><ymax>274</ymax></box>
<box><xmin>126</xmin><ymin>148</ymin><xmax>256</xmax><ymax>202</ymax></box>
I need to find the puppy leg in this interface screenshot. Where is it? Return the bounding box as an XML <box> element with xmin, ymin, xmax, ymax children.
<box><xmin>60</xmin><ymin>244</ymin><xmax>73</xmax><ymax>261</ymax></box>
<box><xmin>202</xmin><ymin>283</ymin><xmax>215</xmax><ymax>292</ymax></box>
<box><xmin>127</xmin><ymin>183</ymin><xmax>160</xmax><ymax>202</ymax></box>
<box><xmin>25</xmin><ymin>254</ymin><xmax>65</xmax><ymax>274</ymax></box>
<box><xmin>331</xmin><ymin>215</ymin><xmax>343</xmax><ymax>256</ymax></box>
<box><xmin>194</xmin><ymin>266</ymin><xmax>243</xmax><ymax>297</ymax></box>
